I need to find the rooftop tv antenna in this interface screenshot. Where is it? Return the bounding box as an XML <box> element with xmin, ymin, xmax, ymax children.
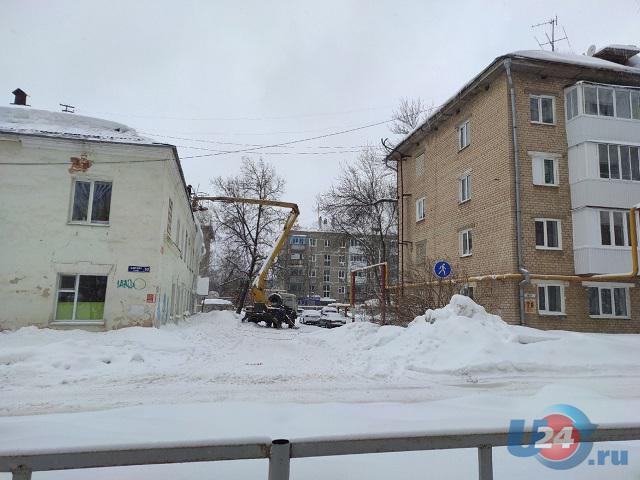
<box><xmin>59</xmin><ymin>103</ymin><xmax>75</xmax><ymax>113</ymax></box>
<box><xmin>531</xmin><ymin>15</ymin><xmax>571</xmax><ymax>52</ymax></box>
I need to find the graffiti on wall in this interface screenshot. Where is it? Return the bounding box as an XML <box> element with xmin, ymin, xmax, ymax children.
<box><xmin>116</xmin><ymin>278</ymin><xmax>147</xmax><ymax>290</ymax></box>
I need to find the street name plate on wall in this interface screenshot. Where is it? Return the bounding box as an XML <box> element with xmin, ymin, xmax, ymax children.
<box><xmin>128</xmin><ymin>266</ymin><xmax>150</xmax><ymax>273</ymax></box>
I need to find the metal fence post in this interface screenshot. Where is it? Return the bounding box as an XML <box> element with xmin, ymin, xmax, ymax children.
<box><xmin>477</xmin><ymin>446</ymin><xmax>493</xmax><ymax>480</ymax></box>
<box><xmin>268</xmin><ymin>439</ymin><xmax>290</xmax><ymax>480</ymax></box>
<box><xmin>11</xmin><ymin>466</ymin><xmax>32</xmax><ymax>480</ymax></box>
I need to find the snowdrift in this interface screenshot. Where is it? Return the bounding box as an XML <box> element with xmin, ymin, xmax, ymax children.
<box><xmin>307</xmin><ymin>295</ymin><xmax>640</xmax><ymax>377</ymax></box>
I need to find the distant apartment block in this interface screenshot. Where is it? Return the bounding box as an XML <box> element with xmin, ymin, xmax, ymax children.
<box><xmin>386</xmin><ymin>46</ymin><xmax>640</xmax><ymax>333</ymax></box>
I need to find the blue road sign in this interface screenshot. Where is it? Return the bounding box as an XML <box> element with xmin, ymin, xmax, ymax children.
<box><xmin>128</xmin><ymin>266</ymin><xmax>150</xmax><ymax>273</ymax></box>
<box><xmin>434</xmin><ymin>260</ymin><xmax>451</xmax><ymax>278</ymax></box>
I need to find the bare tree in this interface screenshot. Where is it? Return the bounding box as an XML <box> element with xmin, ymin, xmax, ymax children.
<box><xmin>209</xmin><ymin>157</ymin><xmax>286</xmax><ymax>313</ymax></box>
<box><xmin>317</xmin><ymin>147</ymin><xmax>397</xmax><ymax>319</ymax></box>
<box><xmin>390</xmin><ymin>97</ymin><xmax>426</xmax><ymax>135</ymax></box>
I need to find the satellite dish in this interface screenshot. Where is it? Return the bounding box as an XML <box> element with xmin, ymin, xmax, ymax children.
<box><xmin>587</xmin><ymin>44</ymin><xmax>596</xmax><ymax>56</ymax></box>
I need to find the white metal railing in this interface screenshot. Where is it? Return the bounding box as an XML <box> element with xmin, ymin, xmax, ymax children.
<box><xmin>1</xmin><ymin>425</ymin><xmax>639</xmax><ymax>480</ymax></box>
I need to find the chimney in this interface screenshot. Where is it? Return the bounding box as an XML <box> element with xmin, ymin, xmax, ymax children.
<box><xmin>11</xmin><ymin>88</ymin><xmax>28</xmax><ymax>106</ymax></box>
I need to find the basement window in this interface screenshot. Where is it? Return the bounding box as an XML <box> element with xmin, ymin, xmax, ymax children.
<box><xmin>55</xmin><ymin>274</ymin><xmax>107</xmax><ymax>322</ymax></box>
<box><xmin>70</xmin><ymin>179</ymin><xmax>112</xmax><ymax>224</ymax></box>
<box><xmin>588</xmin><ymin>285</ymin><xmax>630</xmax><ymax>318</ymax></box>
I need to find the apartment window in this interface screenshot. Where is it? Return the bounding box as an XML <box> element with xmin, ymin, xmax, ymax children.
<box><xmin>600</xmin><ymin>210</ymin><xmax>632</xmax><ymax>247</ymax></box>
<box><xmin>460</xmin><ymin>229</ymin><xmax>472</xmax><ymax>257</ymax></box>
<box><xmin>535</xmin><ymin>219</ymin><xmax>561</xmax><ymax>250</ymax></box>
<box><xmin>599</xmin><ymin>144</ymin><xmax>640</xmax><ymax>181</ymax></box>
<box><xmin>530</xmin><ymin>95</ymin><xmax>555</xmax><ymax>124</ymax></box>
<box><xmin>338</xmin><ymin>270</ymin><xmax>345</xmax><ymax>280</ymax></box>
<box><xmin>416</xmin><ymin>197</ymin><xmax>425</xmax><ymax>221</ymax></box>
<box><xmin>565</xmin><ymin>88</ymin><xmax>579</xmax><ymax>120</ymax></box>
<box><xmin>309</xmin><ymin>238</ymin><xmax>317</xmax><ymax>247</ymax></box>
<box><xmin>167</xmin><ymin>198</ymin><xmax>173</xmax><ymax>235</ymax></box>
<box><xmin>311</xmin><ymin>254</ymin><xmax>316</xmax><ymax>264</ymax></box>
<box><xmin>415</xmin><ymin>153</ymin><xmax>425</xmax><ymax>176</ymax></box>
<box><xmin>324</xmin><ymin>254</ymin><xmax>331</xmax><ymax>266</ymax></box>
<box><xmin>531</xmin><ymin>152</ymin><xmax>560</xmax><ymax>186</ymax></box>
<box><xmin>339</xmin><ymin>255</ymin><xmax>345</xmax><ymax>266</ymax></box>
<box><xmin>583</xmin><ymin>84</ymin><xmax>640</xmax><ymax>119</ymax></box>
<box><xmin>458</xmin><ymin>120</ymin><xmax>470</xmax><ymax>150</ymax></box>
<box><xmin>323</xmin><ymin>270</ymin><xmax>330</xmax><ymax>282</ymax></box>
<box><xmin>71</xmin><ymin>180</ymin><xmax>112</xmax><ymax>224</ymax></box>
<box><xmin>291</xmin><ymin>236</ymin><xmax>305</xmax><ymax>245</ymax></box>
<box><xmin>323</xmin><ymin>285</ymin><xmax>331</xmax><ymax>297</ymax></box>
<box><xmin>459</xmin><ymin>173</ymin><xmax>471</xmax><ymax>203</ymax></box>
<box><xmin>323</xmin><ymin>239</ymin><xmax>330</xmax><ymax>247</ymax></box>
<box><xmin>588</xmin><ymin>285</ymin><xmax>630</xmax><ymax>318</ymax></box>
<box><xmin>55</xmin><ymin>274</ymin><xmax>107</xmax><ymax>321</ymax></box>
<box><xmin>538</xmin><ymin>284</ymin><xmax>564</xmax><ymax>315</ymax></box>
<box><xmin>338</xmin><ymin>286</ymin><xmax>345</xmax><ymax>295</ymax></box>
<box><xmin>309</xmin><ymin>269</ymin><xmax>316</xmax><ymax>278</ymax></box>
<box><xmin>350</xmin><ymin>238</ymin><xmax>359</xmax><ymax>247</ymax></box>
<box><xmin>350</xmin><ymin>254</ymin><xmax>364</xmax><ymax>263</ymax></box>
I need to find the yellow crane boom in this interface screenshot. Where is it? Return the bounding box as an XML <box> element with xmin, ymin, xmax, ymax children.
<box><xmin>191</xmin><ymin>195</ymin><xmax>299</xmax><ymax>306</ymax></box>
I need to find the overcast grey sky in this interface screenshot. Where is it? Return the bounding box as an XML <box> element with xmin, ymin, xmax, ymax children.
<box><xmin>2</xmin><ymin>0</ymin><xmax>639</xmax><ymax>225</ymax></box>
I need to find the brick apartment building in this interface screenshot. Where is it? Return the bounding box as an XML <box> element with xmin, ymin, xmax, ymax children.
<box><xmin>278</xmin><ymin>218</ymin><xmax>396</xmax><ymax>303</ymax></box>
<box><xmin>386</xmin><ymin>46</ymin><xmax>640</xmax><ymax>332</ymax></box>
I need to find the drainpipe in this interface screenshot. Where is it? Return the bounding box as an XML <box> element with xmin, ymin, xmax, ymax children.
<box><xmin>504</xmin><ymin>58</ymin><xmax>530</xmax><ymax>326</ymax></box>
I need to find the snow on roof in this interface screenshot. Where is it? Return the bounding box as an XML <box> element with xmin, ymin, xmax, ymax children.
<box><xmin>0</xmin><ymin>106</ymin><xmax>161</xmax><ymax>145</ymax></box>
<box><xmin>387</xmin><ymin>48</ymin><xmax>640</xmax><ymax>159</ymax></box>
<box><xmin>511</xmin><ymin>49</ymin><xmax>640</xmax><ymax>75</ymax></box>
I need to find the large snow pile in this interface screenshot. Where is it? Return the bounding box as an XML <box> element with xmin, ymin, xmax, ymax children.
<box><xmin>0</xmin><ymin>106</ymin><xmax>157</xmax><ymax>144</ymax></box>
<box><xmin>307</xmin><ymin>295</ymin><xmax>640</xmax><ymax>378</ymax></box>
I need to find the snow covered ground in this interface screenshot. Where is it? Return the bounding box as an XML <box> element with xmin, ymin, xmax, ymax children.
<box><xmin>1</xmin><ymin>296</ymin><xmax>639</xmax><ymax>478</ymax></box>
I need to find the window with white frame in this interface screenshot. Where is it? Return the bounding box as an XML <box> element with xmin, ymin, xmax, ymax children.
<box><xmin>55</xmin><ymin>274</ymin><xmax>108</xmax><ymax>321</ymax></box>
<box><xmin>338</xmin><ymin>286</ymin><xmax>345</xmax><ymax>295</ymax></box>
<box><xmin>535</xmin><ymin>219</ymin><xmax>561</xmax><ymax>250</ymax></box>
<box><xmin>458</xmin><ymin>120</ymin><xmax>470</xmax><ymax>150</ymax></box>
<box><xmin>324</xmin><ymin>254</ymin><xmax>331</xmax><ymax>266</ymax></box>
<box><xmin>460</xmin><ymin>283</ymin><xmax>475</xmax><ymax>299</ymax></box>
<box><xmin>350</xmin><ymin>238</ymin><xmax>360</xmax><ymax>247</ymax></box>
<box><xmin>70</xmin><ymin>179</ymin><xmax>112</xmax><ymax>224</ymax></box>
<box><xmin>530</xmin><ymin>95</ymin><xmax>555</xmax><ymax>124</ymax></box>
<box><xmin>460</xmin><ymin>229</ymin><xmax>473</xmax><ymax>257</ymax></box>
<box><xmin>582</xmin><ymin>84</ymin><xmax>640</xmax><ymax>118</ymax></box>
<box><xmin>340</xmin><ymin>240</ymin><xmax>346</xmax><ymax>248</ymax></box>
<box><xmin>323</xmin><ymin>285</ymin><xmax>331</xmax><ymax>297</ymax></box>
<box><xmin>291</xmin><ymin>236</ymin><xmax>305</xmax><ymax>245</ymax></box>
<box><xmin>339</xmin><ymin>255</ymin><xmax>345</xmax><ymax>266</ymax></box>
<box><xmin>537</xmin><ymin>283</ymin><xmax>564</xmax><ymax>315</ymax></box>
<box><xmin>324</xmin><ymin>239</ymin><xmax>331</xmax><ymax>247</ymax></box>
<box><xmin>309</xmin><ymin>238</ymin><xmax>317</xmax><ymax>247</ymax></box>
<box><xmin>565</xmin><ymin>88</ymin><xmax>579</xmax><ymax>120</ymax></box>
<box><xmin>530</xmin><ymin>152</ymin><xmax>560</xmax><ymax>186</ymax></box>
<box><xmin>598</xmin><ymin>144</ymin><xmax>640</xmax><ymax>181</ymax></box>
<box><xmin>415</xmin><ymin>153</ymin><xmax>425</xmax><ymax>176</ymax></box>
<box><xmin>416</xmin><ymin>197</ymin><xmax>425</xmax><ymax>221</ymax></box>
<box><xmin>587</xmin><ymin>284</ymin><xmax>630</xmax><ymax>318</ymax></box>
<box><xmin>338</xmin><ymin>270</ymin><xmax>345</xmax><ymax>279</ymax></box>
<box><xmin>311</xmin><ymin>254</ymin><xmax>316</xmax><ymax>264</ymax></box>
<box><xmin>309</xmin><ymin>269</ymin><xmax>316</xmax><ymax>278</ymax></box>
<box><xmin>600</xmin><ymin>210</ymin><xmax>633</xmax><ymax>247</ymax></box>
<box><xmin>323</xmin><ymin>270</ymin><xmax>330</xmax><ymax>282</ymax></box>
<box><xmin>459</xmin><ymin>172</ymin><xmax>471</xmax><ymax>203</ymax></box>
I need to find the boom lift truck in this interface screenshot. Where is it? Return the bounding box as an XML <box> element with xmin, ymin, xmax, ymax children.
<box><xmin>191</xmin><ymin>195</ymin><xmax>299</xmax><ymax>329</ymax></box>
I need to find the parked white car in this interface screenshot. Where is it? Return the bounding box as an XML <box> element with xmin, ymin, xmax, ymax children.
<box><xmin>300</xmin><ymin>309</ymin><xmax>322</xmax><ymax>325</ymax></box>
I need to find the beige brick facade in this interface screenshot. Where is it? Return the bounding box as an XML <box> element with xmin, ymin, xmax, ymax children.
<box><xmin>395</xmin><ymin>55</ymin><xmax>640</xmax><ymax>333</ymax></box>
